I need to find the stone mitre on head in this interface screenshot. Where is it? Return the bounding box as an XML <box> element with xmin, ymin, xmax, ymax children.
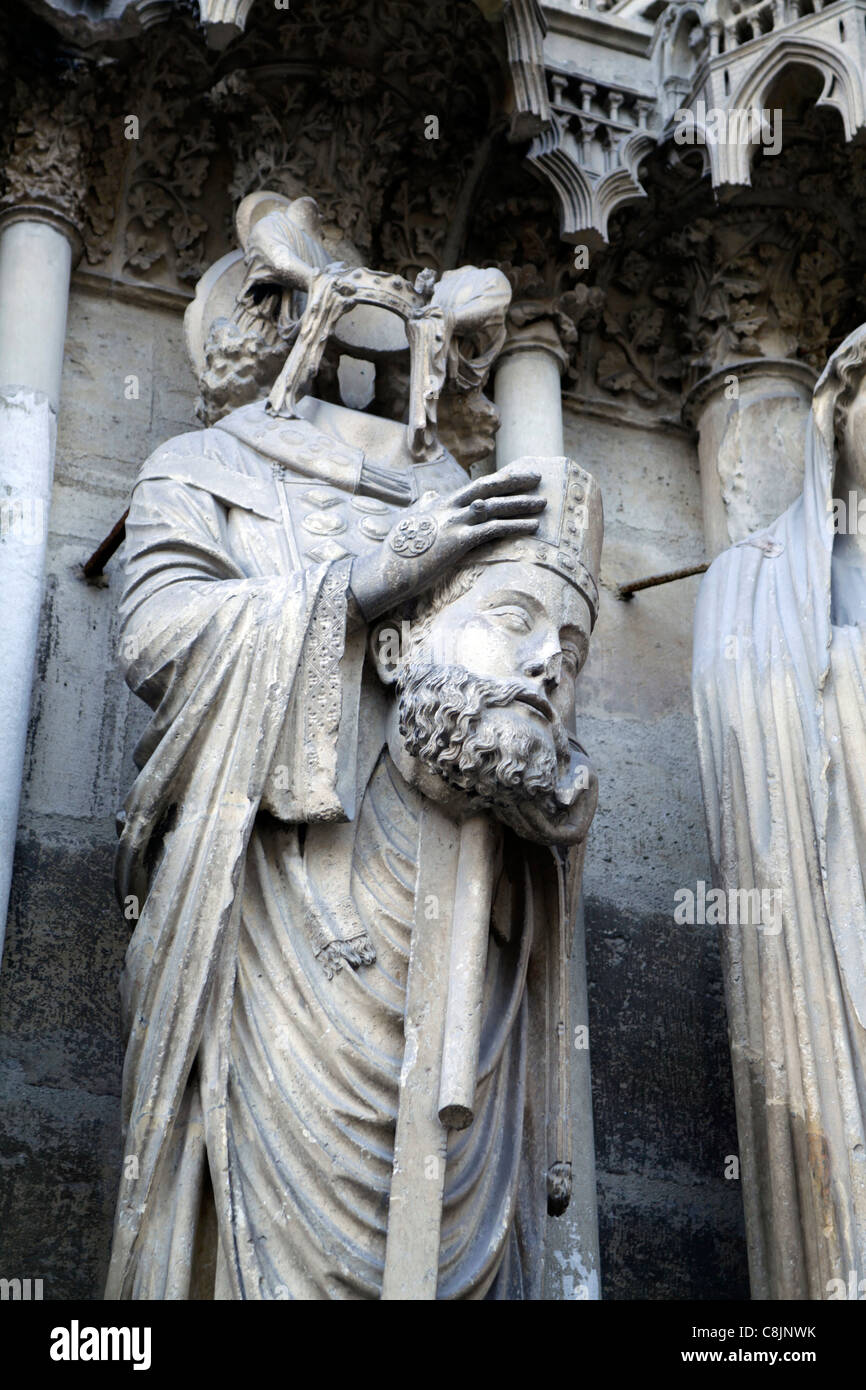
<box><xmin>468</xmin><ymin>455</ymin><xmax>603</xmax><ymax>630</ymax></box>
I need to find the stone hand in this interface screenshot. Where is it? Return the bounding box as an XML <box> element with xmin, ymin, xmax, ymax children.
<box><xmin>493</xmin><ymin>745</ymin><xmax>598</xmax><ymax>847</ymax></box>
<box><xmin>350</xmin><ymin>463</ymin><xmax>545</xmax><ymax>620</ymax></box>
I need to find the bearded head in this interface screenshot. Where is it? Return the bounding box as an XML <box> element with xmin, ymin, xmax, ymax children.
<box><xmin>394</xmin><ymin>653</ymin><xmax>572</xmax><ymax>821</ymax></box>
<box><xmin>373</xmin><ymin>561</ymin><xmax>593</xmax><ymax>828</ymax></box>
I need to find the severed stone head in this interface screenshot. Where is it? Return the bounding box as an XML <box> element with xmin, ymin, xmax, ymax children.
<box><xmin>373</xmin><ymin>460</ymin><xmax>602</xmax><ymax>843</ymax></box>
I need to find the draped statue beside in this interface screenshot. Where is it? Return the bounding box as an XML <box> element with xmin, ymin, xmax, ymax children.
<box><xmin>693</xmin><ymin>325</ymin><xmax>866</xmax><ymax>1299</ymax></box>
<box><xmin>106</xmin><ymin>194</ymin><xmax>603</xmax><ymax>1300</ymax></box>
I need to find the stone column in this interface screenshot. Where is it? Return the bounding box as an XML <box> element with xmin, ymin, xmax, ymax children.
<box><xmin>0</xmin><ymin>88</ymin><xmax>87</xmax><ymax>961</ymax></box>
<box><xmin>684</xmin><ymin>359</ymin><xmax>817</xmax><ymax>558</ymax></box>
<box><xmin>495</xmin><ymin>315</ymin><xmax>567</xmax><ymax>464</ymax></box>
<box><xmin>494</xmin><ymin>309</ymin><xmax>602</xmax><ymax>1302</ymax></box>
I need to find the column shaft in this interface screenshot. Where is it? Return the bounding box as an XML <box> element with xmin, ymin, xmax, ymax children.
<box><xmin>0</xmin><ymin>217</ymin><xmax>74</xmax><ymax>959</ymax></box>
<box><xmin>493</xmin><ymin>323</ymin><xmax>602</xmax><ymax>1301</ymax></box>
<box><xmin>495</xmin><ymin>341</ymin><xmax>565</xmax><ymax>462</ymax></box>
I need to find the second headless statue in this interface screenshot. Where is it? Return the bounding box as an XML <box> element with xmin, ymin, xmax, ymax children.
<box><xmin>694</xmin><ymin>324</ymin><xmax>866</xmax><ymax>1299</ymax></box>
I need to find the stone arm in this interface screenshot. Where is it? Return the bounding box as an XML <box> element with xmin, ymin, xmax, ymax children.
<box><xmin>117</xmin><ymin>465</ymin><xmax>364</xmax><ymax>862</ymax></box>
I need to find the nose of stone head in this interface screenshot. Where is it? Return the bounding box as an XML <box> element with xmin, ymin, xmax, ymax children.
<box><xmin>546</xmin><ymin>652</ymin><xmax>563</xmax><ymax>689</ymax></box>
<box><xmin>524</xmin><ymin>652</ymin><xmax>563</xmax><ymax>689</ymax></box>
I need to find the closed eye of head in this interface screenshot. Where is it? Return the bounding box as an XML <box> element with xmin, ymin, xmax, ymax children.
<box><xmin>487</xmin><ymin>604</ymin><xmax>533</xmax><ymax>632</ymax></box>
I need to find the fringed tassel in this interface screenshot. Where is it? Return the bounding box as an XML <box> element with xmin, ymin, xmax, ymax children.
<box><xmin>307</xmin><ymin>895</ymin><xmax>376</xmax><ymax>979</ymax></box>
<box><xmin>284</xmin><ymin>836</ymin><xmax>376</xmax><ymax>979</ymax></box>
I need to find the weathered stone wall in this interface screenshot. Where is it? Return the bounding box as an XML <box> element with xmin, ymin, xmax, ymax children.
<box><xmin>0</xmin><ymin>284</ymin><xmax>748</xmax><ymax>1299</ymax></box>
<box><xmin>569</xmin><ymin>404</ymin><xmax>748</xmax><ymax>1298</ymax></box>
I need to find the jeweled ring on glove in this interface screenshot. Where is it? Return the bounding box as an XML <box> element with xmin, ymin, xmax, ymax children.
<box><xmin>389</xmin><ymin>515</ymin><xmax>439</xmax><ymax>556</ymax></box>
<box><xmin>469</xmin><ymin>499</ymin><xmax>488</xmax><ymax>522</ymax></box>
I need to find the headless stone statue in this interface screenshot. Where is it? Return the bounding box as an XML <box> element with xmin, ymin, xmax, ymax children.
<box><xmin>106</xmin><ymin>196</ymin><xmax>602</xmax><ymax>1299</ymax></box>
<box><xmin>693</xmin><ymin>323</ymin><xmax>866</xmax><ymax>1300</ymax></box>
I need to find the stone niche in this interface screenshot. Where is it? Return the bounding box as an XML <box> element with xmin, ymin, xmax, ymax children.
<box><xmin>6</xmin><ymin>0</ymin><xmax>866</xmax><ymax>1303</ymax></box>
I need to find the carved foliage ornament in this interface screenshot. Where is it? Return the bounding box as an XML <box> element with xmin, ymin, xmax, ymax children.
<box><xmin>571</xmin><ymin>111</ymin><xmax>866</xmax><ymax>409</ymax></box>
<box><xmin>469</xmin><ymin>183</ymin><xmax>606</xmax><ymax>385</ymax></box>
<box><xmin>211</xmin><ymin>0</ymin><xmax>501</xmax><ymax>279</ymax></box>
<box><xmin>45</xmin><ymin>0</ymin><xmax>505</xmax><ymax>292</ymax></box>
<box><xmin>0</xmin><ymin>75</ymin><xmax>94</xmax><ymax>233</ymax></box>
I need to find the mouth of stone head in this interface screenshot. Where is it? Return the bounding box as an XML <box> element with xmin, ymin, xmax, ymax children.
<box><xmin>513</xmin><ymin>689</ymin><xmax>556</xmax><ymax>724</ymax></box>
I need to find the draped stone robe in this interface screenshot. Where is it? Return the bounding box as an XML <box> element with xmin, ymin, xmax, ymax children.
<box><xmin>106</xmin><ymin>400</ymin><xmax>575</xmax><ymax>1300</ymax></box>
<box><xmin>693</xmin><ymin>341</ymin><xmax>866</xmax><ymax>1300</ymax></box>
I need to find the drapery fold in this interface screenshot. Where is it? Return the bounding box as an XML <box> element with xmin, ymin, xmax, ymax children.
<box><xmin>107</xmin><ymin>461</ymin><xmax>361</xmax><ymax>1298</ymax></box>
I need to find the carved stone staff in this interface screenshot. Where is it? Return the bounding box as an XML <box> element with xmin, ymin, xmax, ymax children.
<box><xmin>381</xmin><ymin>802</ymin><xmax>458</xmax><ymax>1300</ymax></box>
<box><xmin>438</xmin><ymin>814</ymin><xmax>500</xmax><ymax>1130</ymax></box>
<box><xmin>381</xmin><ymin>809</ymin><xmax>500</xmax><ymax>1300</ymax></box>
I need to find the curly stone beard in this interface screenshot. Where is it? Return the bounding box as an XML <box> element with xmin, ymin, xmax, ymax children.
<box><xmin>395</xmin><ymin>656</ymin><xmax>572</xmax><ymax>821</ymax></box>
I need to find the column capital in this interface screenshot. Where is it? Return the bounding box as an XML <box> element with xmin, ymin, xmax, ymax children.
<box><xmin>0</xmin><ymin>206</ymin><xmax>84</xmax><ymax>263</ymax></box>
<box><xmin>684</xmin><ymin>356</ymin><xmax>819</xmax><ymax>557</ymax></box>
<box><xmin>0</xmin><ymin>77</ymin><xmax>92</xmax><ymax>265</ymax></box>
<box><xmin>499</xmin><ymin>313</ymin><xmax>570</xmax><ymax>374</ymax></box>
<box><xmin>682</xmin><ymin>357</ymin><xmax>818</xmax><ymax>430</ymax></box>
<box><xmin>497</xmin><ymin>269</ymin><xmax>605</xmax><ymax>380</ymax></box>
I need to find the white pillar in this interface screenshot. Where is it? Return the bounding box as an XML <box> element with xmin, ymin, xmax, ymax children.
<box><xmin>0</xmin><ymin>213</ymin><xmax>77</xmax><ymax>960</ymax></box>
<box><xmin>495</xmin><ymin>317</ymin><xmax>565</xmax><ymax>463</ymax></box>
<box><xmin>493</xmin><ymin>315</ymin><xmax>602</xmax><ymax>1302</ymax></box>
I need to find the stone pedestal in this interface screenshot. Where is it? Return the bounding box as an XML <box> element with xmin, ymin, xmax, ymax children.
<box><xmin>684</xmin><ymin>359</ymin><xmax>818</xmax><ymax>559</ymax></box>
